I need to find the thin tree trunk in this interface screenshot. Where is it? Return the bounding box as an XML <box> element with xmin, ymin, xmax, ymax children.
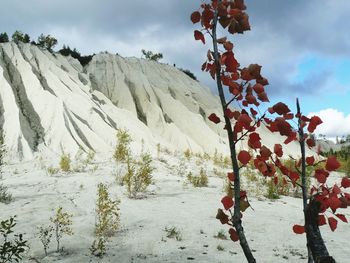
<box><xmin>296</xmin><ymin>99</ymin><xmax>335</xmax><ymax>263</ymax></box>
<box><xmin>211</xmin><ymin>3</ymin><xmax>256</xmax><ymax>263</ymax></box>
<box><xmin>296</xmin><ymin>98</ymin><xmax>314</xmax><ymax>263</ymax></box>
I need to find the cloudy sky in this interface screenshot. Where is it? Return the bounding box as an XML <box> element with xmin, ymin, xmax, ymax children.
<box><xmin>1</xmin><ymin>0</ymin><xmax>350</xmax><ymax>138</ymax></box>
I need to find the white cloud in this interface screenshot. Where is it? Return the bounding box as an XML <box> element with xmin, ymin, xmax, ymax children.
<box><xmin>308</xmin><ymin>108</ymin><xmax>350</xmax><ymax>137</ymax></box>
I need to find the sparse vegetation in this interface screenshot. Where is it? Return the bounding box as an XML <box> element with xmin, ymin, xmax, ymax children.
<box><xmin>179</xmin><ymin>68</ymin><xmax>197</xmax><ymax>81</ymax></box>
<box><xmin>37</xmin><ymin>34</ymin><xmax>57</xmax><ymax>52</ymax></box>
<box><xmin>0</xmin><ymin>33</ymin><xmax>9</xmax><ymax>43</ymax></box>
<box><xmin>217</xmin><ymin>244</ymin><xmax>225</xmax><ymax>251</ymax></box>
<box><xmin>94</xmin><ymin>183</ymin><xmax>120</xmax><ymax>237</ymax></box>
<box><xmin>50</xmin><ymin>207</ymin><xmax>73</xmax><ymax>252</ymax></box>
<box><xmin>0</xmin><ymin>216</ymin><xmax>28</xmax><ymax>263</ymax></box>
<box><xmin>0</xmin><ymin>132</ymin><xmax>11</xmax><ymax>204</ymax></box>
<box><xmin>37</xmin><ymin>225</ymin><xmax>54</xmax><ymax>256</ymax></box>
<box><xmin>187</xmin><ymin>168</ymin><xmax>208</xmax><ymax>187</ymax></box>
<box><xmin>90</xmin><ymin>237</ymin><xmax>107</xmax><ymax>258</ymax></box>
<box><xmin>0</xmin><ymin>185</ymin><xmax>12</xmax><ymax>204</ymax></box>
<box><xmin>47</xmin><ymin>166</ymin><xmax>59</xmax><ymax>175</ymax></box>
<box><xmin>91</xmin><ymin>183</ymin><xmax>120</xmax><ymax>257</ymax></box>
<box><xmin>114</xmin><ymin>129</ymin><xmax>132</xmax><ymax>162</ymax></box>
<box><xmin>164</xmin><ymin>226</ymin><xmax>182</xmax><ymax>241</ymax></box>
<box><xmin>123</xmin><ymin>153</ymin><xmax>154</xmax><ymax>198</ymax></box>
<box><xmin>214</xmin><ymin>229</ymin><xmax>228</xmax><ymax>240</ymax></box>
<box><xmin>184</xmin><ymin>148</ymin><xmax>191</xmax><ymax>160</ymax></box>
<box><xmin>59</xmin><ymin>153</ymin><xmax>71</xmax><ymax>172</ymax></box>
<box><xmin>141</xmin><ymin>49</ymin><xmax>163</xmax><ymax>62</ymax></box>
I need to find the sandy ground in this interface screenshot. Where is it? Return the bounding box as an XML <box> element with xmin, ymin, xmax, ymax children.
<box><xmin>0</xmin><ymin>151</ymin><xmax>349</xmax><ymax>263</ymax></box>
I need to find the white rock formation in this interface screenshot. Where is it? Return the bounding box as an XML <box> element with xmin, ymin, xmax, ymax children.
<box><xmin>0</xmin><ymin>42</ymin><xmax>312</xmax><ymax>160</ymax></box>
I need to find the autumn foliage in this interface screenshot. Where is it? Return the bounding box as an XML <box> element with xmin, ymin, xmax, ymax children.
<box><xmin>191</xmin><ymin>0</ymin><xmax>348</xmax><ymax>262</ymax></box>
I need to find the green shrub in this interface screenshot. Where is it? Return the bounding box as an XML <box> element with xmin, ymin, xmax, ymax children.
<box><xmin>214</xmin><ymin>229</ymin><xmax>228</xmax><ymax>240</ymax></box>
<box><xmin>50</xmin><ymin>207</ymin><xmax>73</xmax><ymax>252</ymax></box>
<box><xmin>37</xmin><ymin>225</ymin><xmax>53</xmax><ymax>256</ymax></box>
<box><xmin>184</xmin><ymin>149</ymin><xmax>191</xmax><ymax>160</ymax></box>
<box><xmin>266</xmin><ymin>178</ymin><xmax>280</xmax><ymax>200</ymax></box>
<box><xmin>217</xmin><ymin>244</ymin><xmax>225</xmax><ymax>251</ymax></box>
<box><xmin>91</xmin><ymin>183</ymin><xmax>120</xmax><ymax>258</ymax></box>
<box><xmin>164</xmin><ymin>226</ymin><xmax>182</xmax><ymax>241</ymax></box>
<box><xmin>123</xmin><ymin>153</ymin><xmax>154</xmax><ymax>198</ymax></box>
<box><xmin>59</xmin><ymin>154</ymin><xmax>71</xmax><ymax>172</ymax></box>
<box><xmin>95</xmin><ymin>183</ymin><xmax>120</xmax><ymax>237</ymax></box>
<box><xmin>47</xmin><ymin>166</ymin><xmax>59</xmax><ymax>175</ymax></box>
<box><xmin>90</xmin><ymin>237</ymin><xmax>106</xmax><ymax>258</ymax></box>
<box><xmin>114</xmin><ymin>129</ymin><xmax>132</xmax><ymax>162</ymax></box>
<box><xmin>0</xmin><ymin>216</ymin><xmax>28</xmax><ymax>263</ymax></box>
<box><xmin>0</xmin><ymin>133</ymin><xmax>11</xmax><ymax>204</ymax></box>
<box><xmin>187</xmin><ymin>168</ymin><xmax>208</xmax><ymax>187</ymax></box>
<box><xmin>0</xmin><ymin>185</ymin><xmax>12</xmax><ymax>204</ymax></box>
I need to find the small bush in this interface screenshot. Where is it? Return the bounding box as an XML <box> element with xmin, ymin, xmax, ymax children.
<box><xmin>94</xmin><ymin>183</ymin><xmax>120</xmax><ymax>237</ymax></box>
<box><xmin>217</xmin><ymin>244</ymin><xmax>225</xmax><ymax>251</ymax></box>
<box><xmin>214</xmin><ymin>229</ymin><xmax>228</xmax><ymax>240</ymax></box>
<box><xmin>164</xmin><ymin>226</ymin><xmax>182</xmax><ymax>241</ymax></box>
<box><xmin>90</xmin><ymin>237</ymin><xmax>106</xmax><ymax>258</ymax></box>
<box><xmin>123</xmin><ymin>153</ymin><xmax>154</xmax><ymax>198</ymax></box>
<box><xmin>184</xmin><ymin>149</ymin><xmax>191</xmax><ymax>160</ymax></box>
<box><xmin>0</xmin><ymin>216</ymin><xmax>28</xmax><ymax>263</ymax></box>
<box><xmin>38</xmin><ymin>225</ymin><xmax>53</xmax><ymax>256</ymax></box>
<box><xmin>0</xmin><ymin>185</ymin><xmax>12</xmax><ymax>204</ymax></box>
<box><xmin>266</xmin><ymin>178</ymin><xmax>280</xmax><ymax>200</ymax></box>
<box><xmin>59</xmin><ymin>154</ymin><xmax>71</xmax><ymax>172</ymax></box>
<box><xmin>114</xmin><ymin>129</ymin><xmax>132</xmax><ymax>162</ymax></box>
<box><xmin>50</xmin><ymin>207</ymin><xmax>73</xmax><ymax>252</ymax></box>
<box><xmin>47</xmin><ymin>166</ymin><xmax>59</xmax><ymax>175</ymax></box>
<box><xmin>187</xmin><ymin>168</ymin><xmax>208</xmax><ymax>187</ymax></box>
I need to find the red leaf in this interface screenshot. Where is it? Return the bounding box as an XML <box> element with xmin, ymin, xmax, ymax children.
<box><xmin>191</xmin><ymin>11</ymin><xmax>201</xmax><ymax>24</ymax></box>
<box><xmin>257</xmin><ymin>92</ymin><xmax>269</xmax><ymax>102</ymax></box>
<box><xmin>224</xmin><ymin>52</ymin><xmax>239</xmax><ymax>72</ymax></box>
<box><xmin>194</xmin><ymin>30</ymin><xmax>205</xmax><ymax>44</ymax></box>
<box><xmin>229</xmin><ymin>228</ymin><xmax>239</xmax><ymax>242</ymax></box>
<box><xmin>253</xmin><ymin>83</ymin><xmax>264</xmax><ymax>94</ymax></box>
<box><xmin>275</xmin><ymin>117</ymin><xmax>293</xmax><ymax>137</ymax></box>
<box><xmin>335</xmin><ymin>214</ymin><xmax>348</xmax><ymax>223</ymax></box>
<box><xmin>223</xmin><ymin>41</ymin><xmax>234</xmax><ymax>51</ymax></box>
<box><xmin>272</xmin><ymin>102</ymin><xmax>290</xmax><ymax>115</ymax></box>
<box><xmin>238</xmin><ymin>150</ymin><xmax>251</xmax><ymax>165</ymax></box>
<box><xmin>274</xmin><ymin>144</ymin><xmax>283</xmax><ymax>157</ymax></box>
<box><xmin>208</xmin><ymin>113</ymin><xmax>220</xmax><ymax>124</ymax></box>
<box><xmin>306</xmin><ymin>156</ymin><xmax>315</xmax><ymax>166</ymax></box>
<box><xmin>292</xmin><ymin>225</ymin><xmax>305</xmax><ymax>234</ymax></box>
<box><xmin>332</xmin><ymin>185</ymin><xmax>341</xmax><ymax>195</ymax></box>
<box><xmin>217</xmin><ymin>37</ymin><xmax>227</xmax><ymax>44</ymax></box>
<box><xmin>319</xmin><ymin>214</ymin><xmax>327</xmax><ymax>226</ymax></box>
<box><xmin>221</xmin><ymin>196</ymin><xmax>234</xmax><ymax>210</ymax></box>
<box><xmin>328</xmin><ymin>196</ymin><xmax>342</xmax><ymax>211</ymax></box>
<box><xmin>314</xmin><ymin>169</ymin><xmax>329</xmax><ymax>184</ymax></box>
<box><xmin>260</xmin><ymin>146</ymin><xmax>272</xmax><ymax>159</ymax></box>
<box><xmin>283</xmin><ymin>113</ymin><xmax>294</xmax><ymax>120</ymax></box>
<box><xmin>306</xmin><ymin>138</ymin><xmax>315</xmax><ymax>148</ymax></box>
<box><xmin>325</xmin><ymin>156</ymin><xmax>340</xmax><ymax>171</ymax></box>
<box><xmin>227</xmin><ymin>172</ymin><xmax>235</xmax><ymax>181</ymax></box>
<box><xmin>328</xmin><ymin>217</ymin><xmax>338</xmax><ymax>232</ymax></box>
<box><xmin>341</xmin><ymin>177</ymin><xmax>350</xmax><ymax>188</ymax></box>
<box><xmin>308</xmin><ymin>116</ymin><xmax>323</xmax><ymax>133</ymax></box>
<box><xmin>248</xmin><ymin>132</ymin><xmax>261</xmax><ymax>149</ymax></box>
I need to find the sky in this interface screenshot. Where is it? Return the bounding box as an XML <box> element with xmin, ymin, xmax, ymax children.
<box><xmin>1</xmin><ymin>0</ymin><xmax>350</xmax><ymax>138</ymax></box>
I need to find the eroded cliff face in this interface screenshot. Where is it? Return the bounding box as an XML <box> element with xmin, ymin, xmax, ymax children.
<box><xmin>0</xmin><ymin>42</ymin><xmax>228</xmax><ymax>160</ymax></box>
